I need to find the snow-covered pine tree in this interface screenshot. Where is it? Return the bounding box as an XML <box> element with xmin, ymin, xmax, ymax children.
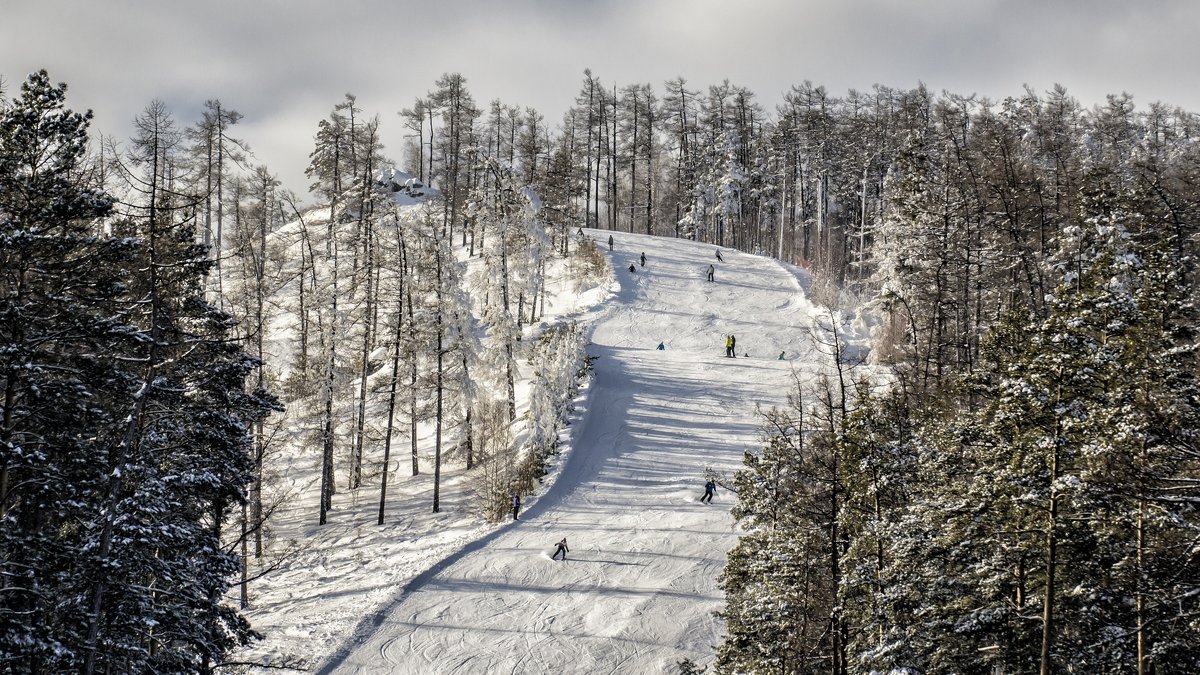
<box><xmin>90</xmin><ymin>97</ymin><xmax>278</xmax><ymax>674</ymax></box>
<box><xmin>717</xmin><ymin>389</ymin><xmax>831</xmax><ymax>673</ymax></box>
<box><xmin>0</xmin><ymin>70</ymin><xmax>130</xmax><ymax>672</ymax></box>
<box><xmin>884</xmin><ymin>168</ymin><xmax>1200</xmax><ymax>674</ymax></box>
<box><xmin>405</xmin><ymin>204</ymin><xmax>471</xmax><ymax>513</ymax></box>
<box><xmin>428</xmin><ymin>73</ymin><xmax>479</xmax><ymax>247</ymax></box>
<box><xmin>469</xmin><ymin>152</ymin><xmax>536</xmax><ymax>423</ymax></box>
<box><xmin>0</xmin><ymin>78</ymin><xmax>276</xmax><ymax>672</ymax></box>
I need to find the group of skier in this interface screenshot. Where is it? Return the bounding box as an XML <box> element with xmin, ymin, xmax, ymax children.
<box><xmin>513</xmin><ymin>473</ymin><xmax>718</xmax><ymax>561</ymax></box>
<box><xmin>603</xmin><ymin>231</ymin><xmax>729</xmax><ymax>284</ymax></box>
<box><xmin>628</xmin><ymin>251</ymin><xmax>647</xmax><ymax>273</ymax></box>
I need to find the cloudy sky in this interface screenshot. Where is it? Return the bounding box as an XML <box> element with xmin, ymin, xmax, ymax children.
<box><xmin>5</xmin><ymin>0</ymin><xmax>1197</xmax><ymax>198</ymax></box>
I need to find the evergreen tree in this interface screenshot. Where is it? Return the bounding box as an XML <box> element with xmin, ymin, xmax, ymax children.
<box><xmin>0</xmin><ymin>72</ymin><xmax>276</xmax><ymax>673</ymax></box>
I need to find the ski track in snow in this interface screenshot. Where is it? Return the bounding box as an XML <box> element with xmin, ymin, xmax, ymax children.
<box><xmin>315</xmin><ymin>231</ymin><xmax>832</xmax><ymax>674</ymax></box>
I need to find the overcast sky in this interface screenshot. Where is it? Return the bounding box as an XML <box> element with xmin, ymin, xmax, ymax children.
<box><xmin>5</xmin><ymin>0</ymin><xmax>1197</xmax><ymax>199</ymax></box>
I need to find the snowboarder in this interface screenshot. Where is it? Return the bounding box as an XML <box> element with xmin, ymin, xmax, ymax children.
<box><xmin>706</xmin><ymin>264</ymin><xmax>715</xmax><ymax>282</ymax></box>
<box><xmin>608</xmin><ymin>234</ymin><xmax>614</xmax><ymax>251</ymax></box>
<box><xmin>512</xmin><ymin>493</ymin><xmax>521</xmax><ymax>521</ymax></box>
<box><xmin>551</xmin><ymin>537</ymin><xmax>569</xmax><ymax>560</ymax></box>
<box><xmin>628</xmin><ymin>263</ymin><xmax>637</xmax><ymax>273</ymax></box>
<box><xmin>700</xmin><ymin>480</ymin><xmax>716</xmax><ymax>503</ymax></box>
<box><xmin>640</xmin><ymin>252</ymin><xmax>646</xmax><ymax>267</ymax></box>
<box><xmin>656</xmin><ymin>341</ymin><xmax>665</xmax><ymax>350</ymax></box>
<box><xmin>778</xmin><ymin>351</ymin><xmax>785</xmax><ymax>360</ymax></box>
<box><xmin>715</xmin><ymin>250</ymin><xmax>724</xmax><ymax>262</ymax></box>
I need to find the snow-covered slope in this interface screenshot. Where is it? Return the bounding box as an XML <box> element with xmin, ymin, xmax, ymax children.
<box><xmin>313</xmin><ymin>230</ymin><xmax>841</xmax><ymax>673</ymax></box>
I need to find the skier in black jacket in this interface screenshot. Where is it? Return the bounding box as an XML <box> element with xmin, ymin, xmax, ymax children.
<box><xmin>551</xmin><ymin>537</ymin><xmax>569</xmax><ymax>560</ymax></box>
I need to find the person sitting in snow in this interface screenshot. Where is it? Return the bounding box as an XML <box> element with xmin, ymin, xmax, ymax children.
<box><xmin>629</xmin><ymin>263</ymin><xmax>637</xmax><ymax>273</ymax></box>
<box><xmin>656</xmin><ymin>341</ymin><xmax>665</xmax><ymax>350</ymax></box>
<box><xmin>551</xmin><ymin>537</ymin><xmax>569</xmax><ymax>560</ymax></box>
<box><xmin>778</xmin><ymin>351</ymin><xmax>785</xmax><ymax>360</ymax></box>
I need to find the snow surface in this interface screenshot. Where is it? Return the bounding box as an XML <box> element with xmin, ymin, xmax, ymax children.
<box><xmin>236</xmin><ymin>226</ymin><xmax>859</xmax><ymax>673</ymax></box>
<box><xmin>278</xmin><ymin>230</ymin><xmax>850</xmax><ymax>674</ymax></box>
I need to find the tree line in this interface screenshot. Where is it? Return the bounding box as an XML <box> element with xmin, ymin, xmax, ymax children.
<box><xmin>712</xmin><ymin>90</ymin><xmax>1200</xmax><ymax>673</ymax></box>
<box><xmin>3</xmin><ymin>63</ymin><xmax>1198</xmax><ymax>672</ymax></box>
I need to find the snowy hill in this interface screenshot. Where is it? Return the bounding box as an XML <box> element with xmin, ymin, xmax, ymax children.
<box><xmin>279</xmin><ymin>229</ymin><xmax>856</xmax><ymax>673</ymax></box>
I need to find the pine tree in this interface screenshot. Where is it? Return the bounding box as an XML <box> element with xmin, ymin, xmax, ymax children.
<box><xmin>1</xmin><ymin>73</ymin><xmax>276</xmax><ymax>673</ymax></box>
<box><xmin>0</xmin><ymin>69</ymin><xmax>127</xmax><ymax>672</ymax></box>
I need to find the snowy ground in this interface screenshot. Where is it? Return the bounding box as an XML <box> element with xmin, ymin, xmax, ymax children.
<box><xmin>285</xmin><ymin>230</ymin><xmax>847</xmax><ymax>674</ymax></box>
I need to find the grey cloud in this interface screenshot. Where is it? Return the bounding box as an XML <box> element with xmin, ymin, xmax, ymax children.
<box><xmin>4</xmin><ymin>0</ymin><xmax>1197</xmax><ymax>198</ymax></box>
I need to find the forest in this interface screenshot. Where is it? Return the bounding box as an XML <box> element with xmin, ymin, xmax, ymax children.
<box><xmin>1</xmin><ymin>65</ymin><xmax>1198</xmax><ymax>673</ymax></box>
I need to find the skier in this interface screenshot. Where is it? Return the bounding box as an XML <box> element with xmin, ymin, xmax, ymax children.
<box><xmin>731</xmin><ymin>334</ymin><xmax>737</xmax><ymax>356</ymax></box>
<box><xmin>512</xmin><ymin>493</ymin><xmax>521</xmax><ymax>521</ymax></box>
<box><xmin>778</xmin><ymin>351</ymin><xmax>785</xmax><ymax>360</ymax></box>
<box><xmin>706</xmin><ymin>264</ymin><xmax>715</xmax><ymax>282</ymax></box>
<box><xmin>608</xmin><ymin>234</ymin><xmax>614</xmax><ymax>251</ymax></box>
<box><xmin>551</xmin><ymin>537</ymin><xmax>569</xmax><ymax>560</ymax></box>
<box><xmin>715</xmin><ymin>250</ymin><xmax>724</xmax><ymax>262</ymax></box>
<box><xmin>656</xmin><ymin>341</ymin><xmax>665</xmax><ymax>350</ymax></box>
<box><xmin>640</xmin><ymin>252</ymin><xmax>646</xmax><ymax>267</ymax></box>
<box><xmin>700</xmin><ymin>480</ymin><xmax>716</xmax><ymax>503</ymax></box>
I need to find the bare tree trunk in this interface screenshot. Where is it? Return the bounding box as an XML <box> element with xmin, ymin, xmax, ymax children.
<box><xmin>240</xmin><ymin>501</ymin><xmax>249</xmax><ymax>608</ymax></box>
<box><xmin>379</xmin><ymin>333</ymin><xmax>401</xmax><ymax>525</ymax></box>
<box><xmin>462</xmin><ymin>379</ymin><xmax>474</xmax><ymax>471</ymax></box>
<box><xmin>319</xmin><ymin>235</ymin><xmax>338</xmax><ymax>525</ymax></box>
<box><xmin>432</xmin><ymin>254</ymin><xmax>445</xmax><ymax>513</ymax></box>
<box><xmin>1040</xmin><ymin>385</ymin><xmax>1063</xmax><ymax>675</ymax></box>
<box><xmin>351</xmin><ymin>218</ymin><xmax>374</xmax><ymax>490</ymax></box>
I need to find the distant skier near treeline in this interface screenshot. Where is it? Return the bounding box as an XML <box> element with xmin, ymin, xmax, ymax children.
<box><xmin>551</xmin><ymin>537</ymin><xmax>569</xmax><ymax>560</ymax></box>
<box><xmin>608</xmin><ymin>234</ymin><xmax>614</xmax><ymax>250</ymax></box>
<box><xmin>512</xmin><ymin>493</ymin><xmax>521</xmax><ymax>521</ymax></box>
<box><xmin>700</xmin><ymin>480</ymin><xmax>716</xmax><ymax>503</ymax></box>
<box><xmin>715</xmin><ymin>250</ymin><xmax>724</xmax><ymax>262</ymax></box>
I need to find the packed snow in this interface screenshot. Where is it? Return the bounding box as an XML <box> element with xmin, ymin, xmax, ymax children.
<box><xmin>240</xmin><ymin>228</ymin><xmax>860</xmax><ymax>673</ymax></box>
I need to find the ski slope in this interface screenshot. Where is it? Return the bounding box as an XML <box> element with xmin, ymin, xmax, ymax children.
<box><xmin>316</xmin><ymin>230</ymin><xmax>839</xmax><ymax>673</ymax></box>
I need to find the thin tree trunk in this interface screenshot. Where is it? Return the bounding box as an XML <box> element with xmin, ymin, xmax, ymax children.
<box><xmin>240</xmin><ymin>501</ymin><xmax>249</xmax><ymax>608</ymax></box>
<box><xmin>319</xmin><ymin>236</ymin><xmax>338</xmax><ymax>524</ymax></box>
<box><xmin>1040</xmin><ymin>385</ymin><xmax>1063</xmax><ymax>675</ymax></box>
<box><xmin>432</xmin><ymin>252</ymin><xmax>445</xmax><ymax>513</ymax></box>
<box><xmin>379</xmin><ymin>333</ymin><xmax>401</xmax><ymax>525</ymax></box>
